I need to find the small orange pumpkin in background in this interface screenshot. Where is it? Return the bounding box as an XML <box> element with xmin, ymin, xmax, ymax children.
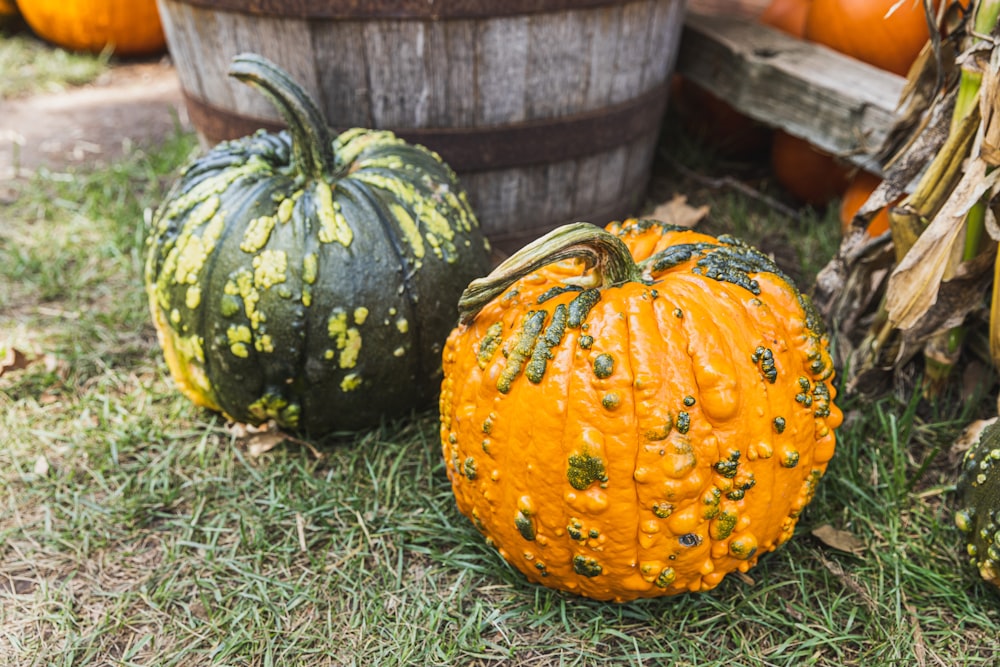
<box><xmin>440</xmin><ymin>219</ymin><xmax>843</xmax><ymax>602</ymax></box>
<box><xmin>770</xmin><ymin>130</ymin><xmax>851</xmax><ymax>206</ymax></box>
<box><xmin>805</xmin><ymin>0</ymin><xmax>941</xmax><ymax>76</ymax></box>
<box><xmin>760</xmin><ymin>0</ymin><xmax>812</xmax><ymax>36</ymax></box>
<box><xmin>0</xmin><ymin>0</ymin><xmax>20</xmax><ymax>26</ymax></box>
<box><xmin>840</xmin><ymin>170</ymin><xmax>894</xmax><ymax>236</ymax></box>
<box><xmin>18</xmin><ymin>0</ymin><xmax>166</xmax><ymax>56</ymax></box>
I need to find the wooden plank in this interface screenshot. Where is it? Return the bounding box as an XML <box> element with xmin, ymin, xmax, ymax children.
<box><xmin>312</xmin><ymin>21</ymin><xmax>372</xmax><ymax>127</ymax></box>
<box><xmin>476</xmin><ymin>16</ymin><xmax>529</xmax><ymax>125</ymax></box>
<box><xmin>364</xmin><ymin>20</ymin><xmax>433</xmax><ymax>127</ymax></box>
<box><xmin>675</xmin><ymin>12</ymin><xmax>905</xmax><ymax>171</ymax></box>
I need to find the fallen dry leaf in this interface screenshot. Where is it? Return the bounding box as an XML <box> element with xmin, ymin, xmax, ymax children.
<box><xmin>647</xmin><ymin>194</ymin><xmax>709</xmax><ymax>229</ymax></box>
<box><xmin>245</xmin><ymin>430</ymin><xmax>289</xmax><ymax>457</ymax></box>
<box><xmin>952</xmin><ymin>417</ymin><xmax>997</xmax><ymax>459</ymax></box>
<box><xmin>811</xmin><ymin>524</ymin><xmax>866</xmax><ymax>555</ymax></box>
<box><xmin>229</xmin><ymin>420</ymin><xmax>324</xmax><ymax>460</ymax></box>
<box><xmin>0</xmin><ymin>344</ymin><xmax>32</xmax><ymax>378</ymax></box>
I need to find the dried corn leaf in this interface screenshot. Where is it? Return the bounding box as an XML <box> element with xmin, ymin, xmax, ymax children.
<box><xmin>813</xmin><ymin>231</ymin><xmax>895</xmax><ymax>360</ymax></box>
<box><xmin>894</xmin><ymin>247</ymin><xmax>995</xmax><ymax>363</ymax></box>
<box><xmin>885</xmin><ymin>157</ymin><xmax>1000</xmax><ymax>331</ymax></box>
<box><xmin>980</xmin><ymin>48</ymin><xmax>1000</xmax><ymax>166</ymax></box>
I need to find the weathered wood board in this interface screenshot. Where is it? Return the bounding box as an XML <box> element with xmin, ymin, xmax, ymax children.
<box><xmin>675</xmin><ymin>12</ymin><xmax>906</xmax><ymax>172</ymax></box>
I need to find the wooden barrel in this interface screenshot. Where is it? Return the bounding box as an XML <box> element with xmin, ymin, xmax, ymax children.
<box><xmin>157</xmin><ymin>0</ymin><xmax>686</xmax><ymax>252</ymax></box>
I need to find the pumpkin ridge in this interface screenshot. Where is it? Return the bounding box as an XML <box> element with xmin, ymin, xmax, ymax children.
<box><xmin>333</xmin><ymin>177</ymin><xmax>428</xmax><ymax>388</ymax></box>
<box><xmin>623</xmin><ymin>293</ymin><xmax>647</xmax><ymax>578</ymax></box>
<box><xmin>150</xmin><ymin>172</ymin><xmax>283</xmax><ymax>417</ymax></box>
<box><xmin>202</xmin><ymin>177</ymin><xmax>296</xmax><ymax>422</ymax></box>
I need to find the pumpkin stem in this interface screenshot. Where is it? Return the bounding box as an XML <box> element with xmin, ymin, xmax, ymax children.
<box><xmin>228</xmin><ymin>53</ymin><xmax>336</xmax><ymax>180</ymax></box>
<box><xmin>457</xmin><ymin>222</ymin><xmax>642</xmax><ymax>325</ymax></box>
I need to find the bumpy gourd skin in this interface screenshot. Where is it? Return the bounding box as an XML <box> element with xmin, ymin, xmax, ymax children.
<box><xmin>440</xmin><ymin>218</ymin><xmax>843</xmax><ymax>602</ymax></box>
<box><xmin>956</xmin><ymin>420</ymin><xmax>1000</xmax><ymax>588</ymax></box>
<box><xmin>145</xmin><ymin>54</ymin><xmax>492</xmax><ymax>434</ymax></box>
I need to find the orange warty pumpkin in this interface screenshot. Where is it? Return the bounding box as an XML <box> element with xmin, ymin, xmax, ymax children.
<box><xmin>19</xmin><ymin>0</ymin><xmax>166</xmax><ymax>56</ymax></box>
<box><xmin>840</xmin><ymin>170</ymin><xmax>893</xmax><ymax>236</ymax></box>
<box><xmin>805</xmin><ymin>0</ymin><xmax>940</xmax><ymax>76</ymax></box>
<box><xmin>439</xmin><ymin>219</ymin><xmax>843</xmax><ymax>601</ymax></box>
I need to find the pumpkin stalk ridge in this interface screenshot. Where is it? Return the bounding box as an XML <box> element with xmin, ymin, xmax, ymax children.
<box><xmin>457</xmin><ymin>222</ymin><xmax>643</xmax><ymax>325</ymax></box>
<box><xmin>228</xmin><ymin>53</ymin><xmax>336</xmax><ymax>182</ymax></box>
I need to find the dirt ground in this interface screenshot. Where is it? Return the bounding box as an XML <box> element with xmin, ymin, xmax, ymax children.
<box><xmin>0</xmin><ymin>57</ymin><xmax>192</xmax><ymax>179</ymax></box>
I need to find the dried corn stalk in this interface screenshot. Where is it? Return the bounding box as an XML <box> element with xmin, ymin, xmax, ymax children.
<box><xmin>815</xmin><ymin>0</ymin><xmax>1000</xmax><ymax>399</ymax></box>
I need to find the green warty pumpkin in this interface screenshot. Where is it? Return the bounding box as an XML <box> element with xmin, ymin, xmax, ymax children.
<box><xmin>145</xmin><ymin>53</ymin><xmax>492</xmax><ymax>434</ymax></box>
<box><xmin>956</xmin><ymin>419</ymin><xmax>1000</xmax><ymax>588</ymax></box>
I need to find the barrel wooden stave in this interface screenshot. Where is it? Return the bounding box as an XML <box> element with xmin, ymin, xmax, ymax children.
<box><xmin>158</xmin><ymin>0</ymin><xmax>684</xmax><ymax>251</ymax></box>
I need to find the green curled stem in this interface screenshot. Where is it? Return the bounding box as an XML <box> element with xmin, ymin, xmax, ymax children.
<box><xmin>228</xmin><ymin>53</ymin><xmax>335</xmax><ymax>181</ymax></box>
<box><xmin>457</xmin><ymin>222</ymin><xmax>642</xmax><ymax>325</ymax></box>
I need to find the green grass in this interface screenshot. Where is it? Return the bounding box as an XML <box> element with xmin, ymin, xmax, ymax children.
<box><xmin>2</xmin><ymin>124</ymin><xmax>999</xmax><ymax>666</ymax></box>
<box><xmin>0</xmin><ymin>26</ymin><xmax>109</xmax><ymax>99</ymax></box>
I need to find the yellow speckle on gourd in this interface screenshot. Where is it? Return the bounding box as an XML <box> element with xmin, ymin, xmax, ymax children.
<box><xmin>327</xmin><ymin>308</ymin><xmax>362</xmax><ymax>368</ymax></box>
<box><xmin>167</xmin><ymin>202</ymin><xmax>225</xmax><ymax>291</ymax></box>
<box><xmin>162</xmin><ymin>160</ymin><xmax>265</xmax><ymax>220</ymax></box>
<box><xmin>302</xmin><ymin>253</ymin><xmax>318</xmax><ymax>285</ymax></box>
<box><xmin>170</xmin><ymin>308</ymin><xmax>181</xmax><ymax>324</ymax></box>
<box><xmin>277</xmin><ymin>197</ymin><xmax>295</xmax><ymax>224</ymax></box>
<box><xmin>226</xmin><ymin>324</ymin><xmax>253</xmax><ymax>344</ymax></box>
<box><xmin>315</xmin><ymin>181</ymin><xmax>353</xmax><ymax>246</ymax></box>
<box><xmin>227</xmin><ymin>324</ymin><xmax>252</xmax><ymax>358</ymax></box>
<box><xmin>389</xmin><ymin>201</ymin><xmax>425</xmax><ymax>259</ymax></box>
<box><xmin>227</xmin><ymin>268</ymin><xmax>262</xmax><ymax>329</ymax></box>
<box><xmin>393</xmin><ymin>346</ymin><xmax>405</xmax><ymax>357</ymax></box>
<box><xmin>176</xmin><ymin>195</ymin><xmax>220</xmax><ymax>235</ymax></box>
<box><xmin>354</xmin><ymin>307</ymin><xmax>369</xmax><ymax>325</ymax></box>
<box><xmin>339</xmin><ymin>330</ymin><xmax>362</xmax><ymax>369</ymax></box>
<box><xmin>185</xmin><ymin>285</ymin><xmax>201</xmax><ymax>310</ymax></box>
<box><xmin>240</xmin><ymin>214</ymin><xmax>276</xmax><ymax>253</ymax></box>
<box><xmin>396</xmin><ymin>318</ymin><xmax>409</xmax><ymax>334</ymax></box>
<box><xmin>252</xmin><ymin>250</ymin><xmax>288</xmax><ymax>289</ymax></box>
<box><xmin>341</xmin><ymin>373</ymin><xmax>362</xmax><ymax>392</ymax></box>
<box><xmin>255</xmin><ymin>334</ymin><xmax>274</xmax><ymax>353</ymax></box>
<box><xmin>328</xmin><ymin>309</ymin><xmax>348</xmax><ymax>338</ymax></box>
